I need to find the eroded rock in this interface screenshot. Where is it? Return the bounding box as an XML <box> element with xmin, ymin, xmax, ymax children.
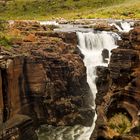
<box><xmin>91</xmin><ymin>26</ymin><xmax>140</xmax><ymax>140</ymax></box>
<box><xmin>0</xmin><ymin>21</ymin><xmax>94</xmax><ymax>139</ymax></box>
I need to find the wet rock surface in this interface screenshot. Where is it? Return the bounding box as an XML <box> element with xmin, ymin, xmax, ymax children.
<box><xmin>90</xmin><ymin>26</ymin><xmax>140</xmax><ymax>140</ymax></box>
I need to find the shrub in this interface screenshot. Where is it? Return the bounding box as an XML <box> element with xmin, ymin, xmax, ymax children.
<box><xmin>108</xmin><ymin>113</ymin><xmax>131</xmax><ymax>134</ymax></box>
<box><xmin>0</xmin><ymin>20</ymin><xmax>6</xmax><ymax>31</ymax></box>
<box><xmin>0</xmin><ymin>35</ymin><xmax>12</xmax><ymax>48</ymax></box>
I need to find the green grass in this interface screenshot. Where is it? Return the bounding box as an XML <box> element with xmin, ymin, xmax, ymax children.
<box><xmin>108</xmin><ymin>113</ymin><xmax>131</xmax><ymax>134</ymax></box>
<box><xmin>0</xmin><ymin>21</ymin><xmax>11</xmax><ymax>48</ymax></box>
<box><xmin>0</xmin><ymin>0</ymin><xmax>140</xmax><ymax>20</ymax></box>
<box><xmin>0</xmin><ymin>35</ymin><xmax>12</xmax><ymax>48</ymax></box>
<box><xmin>0</xmin><ymin>21</ymin><xmax>20</xmax><ymax>48</ymax></box>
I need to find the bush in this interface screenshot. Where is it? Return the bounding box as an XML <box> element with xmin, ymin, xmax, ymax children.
<box><xmin>0</xmin><ymin>20</ymin><xmax>6</xmax><ymax>31</ymax></box>
<box><xmin>108</xmin><ymin>113</ymin><xmax>131</xmax><ymax>134</ymax></box>
<box><xmin>0</xmin><ymin>20</ymin><xmax>11</xmax><ymax>48</ymax></box>
<box><xmin>0</xmin><ymin>35</ymin><xmax>12</xmax><ymax>48</ymax></box>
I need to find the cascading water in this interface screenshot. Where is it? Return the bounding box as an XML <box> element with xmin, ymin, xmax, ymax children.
<box><xmin>76</xmin><ymin>31</ymin><xmax>120</xmax><ymax>140</ymax></box>
<box><xmin>37</xmin><ymin>30</ymin><xmax>120</xmax><ymax>140</ymax></box>
<box><xmin>77</xmin><ymin>31</ymin><xmax>118</xmax><ymax>99</ymax></box>
<box><xmin>110</xmin><ymin>22</ymin><xmax>133</xmax><ymax>32</ymax></box>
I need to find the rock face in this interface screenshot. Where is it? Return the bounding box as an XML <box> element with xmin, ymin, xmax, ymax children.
<box><xmin>0</xmin><ymin>114</ymin><xmax>38</xmax><ymax>140</ymax></box>
<box><xmin>0</xmin><ymin>21</ymin><xmax>94</xmax><ymax>139</ymax></box>
<box><xmin>1</xmin><ymin>20</ymin><xmax>139</xmax><ymax>140</ymax></box>
<box><xmin>91</xmin><ymin>27</ymin><xmax>140</xmax><ymax>140</ymax></box>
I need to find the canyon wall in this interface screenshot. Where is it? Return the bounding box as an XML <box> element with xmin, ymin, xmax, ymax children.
<box><xmin>91</xmin><ymin>26</ymin><xmax>140</xmax><ymax>140</ymax></box>
<box><xmin>0</xmin><ymin>21</ymin><xmax>140</xmax><ymax>140</ymax></box>
<box><xmin>0</xmin><ymin>21</ymin><xmax>94</xmax><ymax>139</ymax></box>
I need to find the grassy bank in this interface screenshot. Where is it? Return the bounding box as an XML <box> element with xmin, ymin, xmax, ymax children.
<box><xmin>0</xmin><ymin>0</ymin><xmax>140</xmax><ymax>20</ymax></box>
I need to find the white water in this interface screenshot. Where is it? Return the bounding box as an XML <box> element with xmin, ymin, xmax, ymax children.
<box><xmin>77</xmin><ymin>31</ymin><xmax>118</xmax><ymax>99</ymax></box>
<box><xmin>110</xmin><ymin>22</ymin><xmax>133</xmax><ymax>32</ymax></box>
<box><xmin>38</xmin><ymin>31</ymin><xmax>120</xmax><ymax>140</ymax></box>
<box><xmin>76</xmin><ymin>31</ymin><xmax>120</xmax><ymax>140</ymax></box>
<box><xmin>39</xmin><ymin>21</ymin><xmax>59</xmax><ymax>26</ymax></box>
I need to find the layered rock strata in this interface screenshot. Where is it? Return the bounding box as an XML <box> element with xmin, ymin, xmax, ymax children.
<box><xmin>91</xmin><ymin>26</ymin><xmax>140</xmax><ymax>140</ymax></box>
<box><xmin>0</xmin><ymin>21</ymin><xmax>94</xmax><ymax>139</ymax></box>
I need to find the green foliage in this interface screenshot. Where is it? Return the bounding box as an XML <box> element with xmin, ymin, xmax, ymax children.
<box><xmin>0</xmin><ymin>0</ymin><xmax>139</xmax><ymax>19</ymax></box>
<box><xmin>0</xmin><ymin>20</ymin><xmax>12</xmax><ymax>48</ymax></box>
<box><xmin>108</xmin><ymin>113</ymin><xmax>131</xmax><ymax>134</ymax></box>
<box><xmin>0</xmin><ymin>32</ymin><xmax>12</xmax><ymax>48</ymax></box>
<box><xmin>0</xmin><ymin>37</ymin><xmax>10</xmax><ymax>47</ymax></box>
<box><xmin>0</xmin><ymin>20</ymin><xmax>6</xmax><ymax>31</ymax></box>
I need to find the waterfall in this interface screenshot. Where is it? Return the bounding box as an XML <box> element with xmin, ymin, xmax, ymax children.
<box><xmin>110</xmin><ymin>22</ymin><xmax>133</xmax><ymax>32</ymax></box>
<box><xmin>76</xmin><ymin>31</ymin><xmax>119</xmax><ymax>140</ymax></box>
<box><xmin>77</xmin><ymin>31</ymin><xmax>119</xmax><ymax>101</ymax></box>
<box><xmin>37</xmin><ymin>31</ymin><xmax>120</xmax><ymax>140</ymax></box>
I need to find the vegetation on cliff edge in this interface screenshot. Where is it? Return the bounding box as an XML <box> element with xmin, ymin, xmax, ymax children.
<box><xmin>108</xmin><ymin>113</ymin><xmax>131</xmax><ymax>134</ymax></box>
<box><xmin>0</xmin><ymin>21</ymin><xmax>12</xmax><ymax>48</ymax></box>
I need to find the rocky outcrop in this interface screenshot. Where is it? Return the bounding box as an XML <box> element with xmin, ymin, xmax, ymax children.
<box><xmin>1</xmin><ymin>20</ymin><xmax>139</xmax><ymax>140</ymax></box>
<box><xmin>0</xmin><ymin>114</ymin><xmax>38</xmax><ymax>140</ymax></box>
<box><xmin>91</xmin><ymin>26</ymin><xmax>140</xmax><ymax>140</ymax></box>
<box><xmin>0</xmin><ymin>21</ymin><xmax>94</xmax><ymax>139</ymax></box>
